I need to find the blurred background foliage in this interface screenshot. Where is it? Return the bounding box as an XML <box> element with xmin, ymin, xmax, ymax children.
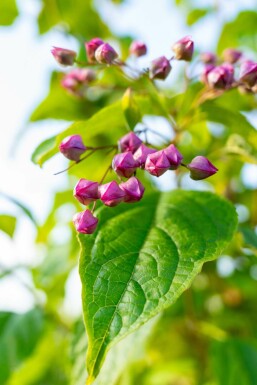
<box><xmin>1</xmin><ymin>0</ymin><xmax>257</xmax><ymax>384</ymax></box>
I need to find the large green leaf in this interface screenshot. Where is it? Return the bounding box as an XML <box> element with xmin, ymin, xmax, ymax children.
<box><xmin>79</xmin><ymin>190</ymin><xmax>237</xmax><ymax>383</ymax></box>
<box><xmin>0</xmin><ymin>309</ymin><xmax>44</xmax><ymax>385</ymax></box>
<box><xmin>217</xmin><ymin>11</ymin><xmax>257</xmax><ymax>54</ymax></box>
<box><xmin>0</xmin><ymin>0</ymin><xmax>18</xmax><ymax>26</ymax></box>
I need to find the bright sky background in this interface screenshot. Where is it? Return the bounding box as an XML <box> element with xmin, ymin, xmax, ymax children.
<box><xmin>0</xmin><ymin>0</ymin><xmax>257</xmax><ymax>315</ymax></box>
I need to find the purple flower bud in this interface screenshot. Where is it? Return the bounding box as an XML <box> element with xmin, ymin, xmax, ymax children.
<box><xmin>73</xmin><ymin>179</ymin><xmax>99</xmax><ymax>205</ymax></box>
<box><xmin>145</xmin><ymin>150</ymin><xmax>170</xmax><ymax>177</ymax></box>
<box><xmin>187</xmin><ymin>156</ymin><xmax>218</xmax><ymax>180</ymax></box>
<box><xmin>172</xmin><ymin>36</ymin><xmax>194</xmax><ymax>61</ymax></box>
<box><xmin>59</xmin><ymin>135</ymin><xmax>86</xmax><ymax>161</ymax></box>
<box><xmin>73</xmin><ymin>210</ymin><xmax>98</xmax><ymax>234</ymax></box>
<box><xmin>51</xmin><ymin>47</ymin><xmax>76</xmax><ymax>66</ymax></box>
<box><xmin>112</xmin><ymin>152</ymin><xmax>139</xmax><ymax>178</ymax></box>
<box><xmin>99</xmin><ymin>181</ymin><xmax>126</xmax><ymax>207</ymax></box>
<box><xmin>95</xmin><ymin>43</ymin><xmax>118</xmax><ymax>64</ymax></box>
<box><xmin>222</xmin><ymin>48</ymin><xmax>242</xmax><ymax>64</ymax></box>
<box><xmin>239</xmin><ymin>60</ymin><xmax>257</xmax><ymax>87</ymax></box>
<box><xmin>207</xmin><ymin>64</ymin><xmax>234</xmax><ymax>89</ymax></box>
<box><xmin>85</xmin><ymin>38</ymin><xmax>104</xmax><ymax>63</ymax></box>
<box><xmin>129</xmin><ymin>41</ymin><xmax>147</xmax><ymax>57</ymax></box>
<box><xmin>62</xmin><ymin>68</ymin><xmax>96</xmax><ymax>95</ymax></box>
<box><xmin>149</xmin><ymin>56</ymin><xmax>171</xmax><ymax>80</ymax></box>
<box><xmin>201</xmin><ymin>64</ymin><xmax>215</xmax><ymax>85</ymax></box>
<box><xmin>120</xmin><ymin>177</ymin><xmax>145</xmax><ymax>203</ymax></box>
<box><xmin>163</xmin><ymin>144</ymin><xmax>183</xmax><ymax>170</ymax></box>
<box><xmin>133</xmin><ymin>144</ymin><xmax>157</xmax><ymax>168</ymax></box>
<box><xmin>200</xmin><ymin>52</ymin><xmax>216</xmax><ymax>64</ymax></box>
<box><xmin>118</xmin><ymin>132</ymin><xmax>142</xmax><ymax>153</ymax></box>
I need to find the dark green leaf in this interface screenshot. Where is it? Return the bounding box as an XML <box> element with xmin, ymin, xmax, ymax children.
<box><xmin>79</xmin><ymin>191</ymin><xmax>237</xmax><ymax>382</ymax></box>
<box><xmin>239</xmin><ymin>226</ymin><xmax>257</xmax><ymax>250</ymax></box>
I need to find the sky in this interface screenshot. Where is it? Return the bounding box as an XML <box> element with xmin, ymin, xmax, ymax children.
<box><xmin>0</xmin><ymin>0</ymin><xmax>257</xmax><ymax>314</ymax></box>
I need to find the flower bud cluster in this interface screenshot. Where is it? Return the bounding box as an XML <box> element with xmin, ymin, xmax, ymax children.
<box><xmin>57</xmin><ymin>132</ymin><xmax>218</xmax><ymax>235</ymax></box>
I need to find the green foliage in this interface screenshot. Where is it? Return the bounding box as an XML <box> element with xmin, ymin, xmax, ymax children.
<box><xmin>186</xmin><ymin>8</ymin><xmax>209</xmax><ymax>26</ymax></box>
<box><xmin>0</xmin><ymin>309</ymin><xmax>44</xmax><ymax>385</ymax></box>
<box><xmin>122</xmin><ymin>88</ymin><xmax>141</xmax><ymax>130</ymax></box>
<box><xmin>79</xmin><ymin>191</ymin><xmax>237</xmax><ymax>382</ymax></box>
<box><xmin>0</xmin><ymin>0</ymin><xmax>18</xmax><ymax>26</ymax></box>
<box><xmin>0</xmin><ymin>215</ymin><xmax>16</xmax><ymax>238</ymax></box>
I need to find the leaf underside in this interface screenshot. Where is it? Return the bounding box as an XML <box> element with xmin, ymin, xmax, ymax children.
<box><xmin>79</xmin><ymin>190</ymin><xmax>237</xmax><ymax>383</ymax></box>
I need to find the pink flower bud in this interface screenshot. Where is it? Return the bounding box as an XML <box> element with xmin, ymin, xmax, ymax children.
<box><xmin>118</xmin><ymin>132</ymin><xmax>142</xmax><ymax>153</ymax></box>
<box><xmin>145</xmin><ymin>150</ymin><xmax>170</xmax><ymax>177</ymax></box>
<box><xmin>187</xmin><ymin>156</ymin><xmax>218</xmax><ymax>180</ymax></box>
<box><xmin>62</xmin><ymin>68</ymin><xmax>96</xmax><ymax>95</ymax></box>
<box><xmin>149</xmin><ymin>56</ymin><xmax>171</xmax><ymax>80</ymax></box>
<box><xmin>85</xmin><ymin>38</ymin><xmax>104</xmax><ymax>63</ymax></box>
<box><xmin>59</xmin><ymin>135</ymin><xmax>86</xmax><ymax>161</ymax></box>
<box><xmin>163</xmin><ymin>144</ymin><xmax>183</xmax><ymax>170</ymax></box>
<box><xmin>239</xmin><ymin>60</ymin><xmax>257</xmax><ymax>87</ymax></box>
<box><xmin>201</xmin><ymin>64</ymin><xmax>215</xmax><ymax>85</ymax></box>
<box><xmin>51</xmin><ymin>47</ymin><xmax>76</xmax><ymax>66</ymax></box>
<box><xmin>207</xmin><ymin>64</ymin><xmax>234</xmax><ymax>89</ymax></box>
<box><xmin>129</xmin><ymin>41</ymin><xmax>147</xmax><ymax>57</ymax></box>
<box><xmin>133</xmin><ymin>144</ymin><xmax>157</xmax><ymax>168</ymax></box>
<box><xmin>73</xmin><ymin>210</ymin><xmax>98</xmax><ymax>234</ymax></box>
<box><xmin>172</xmin><ymin>36</ymin><xmax>194</xmax><ymax>61</ymax></box>
<box><xmin>200</xmin><ymin>52</ymin><xmax>216</xmax><ymax>64</ymax></box>
<box><xmin>95</xmin><ymin>43</ymin><xmax>118</xmax><ymax>64</ymax></box>
<box><xmin>73</xmin><ymin>179</ymin><xmax>99</xmax><ymax>205</ymax></box>
<box><xmin>222</xmin><ymin>48</ymin><xmax>242</xmax><ymax>64</ymax></box>
<box><xmin>99</xmin><ymin>181</ymin><xmax>126</xmax><ymax>207</ymax></box>
<box><xmin>112</xmin><ymin>152</ymin><xmax>139</xmax><ymax>178</ymax></box>
<box><xmin>120</xmin><ymin>177</ymin><xmax>145</xmax><ymax>203</ymax></box>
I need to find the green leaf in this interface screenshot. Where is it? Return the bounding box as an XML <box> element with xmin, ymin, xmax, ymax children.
<box><xmin>211</xmin><ymin>339</ymin><xmax>257</xmax><ymax>385</ymax></box>
<box><xmin>239</xmin><ymin>226</ymin><xmax>257</xmax><ymax>250</ymax></box>
<box><xmin>122</xmin><ymin>88</ymin><xmax>141</xmax><ymax>130</ymax></box>
<box><xmin>0</xmin><ymin>0</ymin><xmax>18</xmax><ymax>26</ymax></box>
<box><xmin>0</xmin><ymin>309</ymin><xmax>44</xmax><ymax>385</ymax></box>
<box><xmin>32</xmin><ymin>101</ymin><xmax>127</xmax><ymax>167</ymax></box>
<box><xmin>186</xmin><ymin>8</ymin><xmax>209</xmax><ymax>26</ymax></box>
<box><xmin>0</xmin><ymin>193</ymin><xmax>37</xmax><ymax>226</ymax></box>
<box><xmin>217</xmin><ymin>11</ymin><xmax>257</xmax><ymax>54</ymax></box>
<box><xmin>79</xmin><ymin>191</ymin><xmax>237</xmax><ymax>383</ymax></box>
<box><xmin>0</xmin><ymin>215</ymin><xmax>16</xmax><ymax>238</ymax></box>
<box><xmin>30</xmin><ymin>72</ymin><xmax>106</xmax><ymax>122</ymax></box>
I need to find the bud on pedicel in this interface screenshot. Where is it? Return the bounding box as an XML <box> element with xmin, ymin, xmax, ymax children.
<box><xmin>112</xmin><ymin>152</ymin><xmax>139</xmax><ymax>178</ymax></box>
<box><xmin>129</xmin><ymin>41</ymin><xmax>147</xmax><ymax>57</ymax></box>
<box><xmin>118</xmin><ymin>132</ymin><xmax>142</xmax><ymax>153</ymax></box>
<box><xmin>51</xmin><ymin>47</ymin><xmax>76</xmax><ymax>66</ymax></box>
<box><xmin>133</xmin><ymin>144</ymin><xmax>157</xmax><ymax>168</ymax></box>
<box><xmin>145</xmin><ymin>150</ymin><xmax>170</xmax><ymax>177</ymax></box>
<box><xmin>187</xmin><ymin>156</ymin><xmax>218</xmax><ymax>180</ymax></box>
<box><xmin>201</xmin><ymin>64</ymin><xmax>215</xmax><ymax>85</ymax></box>
<box><xmin>239</xmin><ymin>60</ymin><xmax>257</xmax><ymax>87</ymax></box>
<box><xmin>120</xmin><ymin>177</ymin><xmax>145</xmax><ymax>203</ymax></box>
<box><xmin>62</xmin><ymin>68</ymin><xmax>96</xmax><ymax>95</ymax></box>
<box><xmin>85</xmin><ymin>37</ymin><xmax>104</xmax><ymax>63</ymax></box>
<box><xmin>200</xmin><ymin>52</ymin><xmax>216</xmax><ymax>64</ymax></box>
<box><xmin>95</xmin><ymin>43</ymin><xmax>118</xmax><ymax>64</ymax></box>
<box><xmin>99</xmin><ymin>181</ymin><xmax>126</xmax><ymax>207</ymax></box>
<box><xmin>73</xmin><ymin>210</ymin><xmax>98</xmax><ymax>234</ymax></box>
<box><xmin>172</xmin><ymin>36</ymin><xmax>194</xmax><ymax>61</ymax></box>
<box><xmin>207</xmin><ymin>64</ymin><xmax>234</xmax><ymax>89</ymax></box>
<box><xmin>222</xmin><ymin>48</ymin><xmax>242</xmax><ymax>64</ymax></box>
<box><xmin>149</xmin><ymin>56</ymin><xmax>171</xmax><ymax>80</ymax></box>
<box><xmin>73</xmin><ymin>179</ymin><xmax>99</xmax><ymax>205</ymax></box>
<box><xmin>163</xmin><ymin>144</ymin><xmax>183</xmax><ymax>170</ymax></box>
<box><xmin>59</xmin><ymin>135</ymin><xmax>86</xmax><ymax>161</ymax></box>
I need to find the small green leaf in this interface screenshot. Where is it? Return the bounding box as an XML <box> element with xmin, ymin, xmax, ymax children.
<box><xmin>79</xmin><ymin>191</ymin><xmax>237</xmax><ymax>383</ymax></box>
<box><xmin>239</xmin><ymin>226</ymin><xmax>257</xmax><ymax>250</ymax></box>
<box><xmin>122</xmin><ymin>88</ymin><xmax>141</xmax><ymax>130</ymax></box>
<box><xmin>187</xmin><ymin>8</ymin><xmax>209</xmax><ymax>26</ymax></box>
<box><xmin>0</xmin><ymin>215</ymin><xmax>16</xmax><ymax>238</ymax></box>
<box><xmin>0</xmin><ymin>0</ymin><xmax>18</xmax><ymax>26</ymax></box>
